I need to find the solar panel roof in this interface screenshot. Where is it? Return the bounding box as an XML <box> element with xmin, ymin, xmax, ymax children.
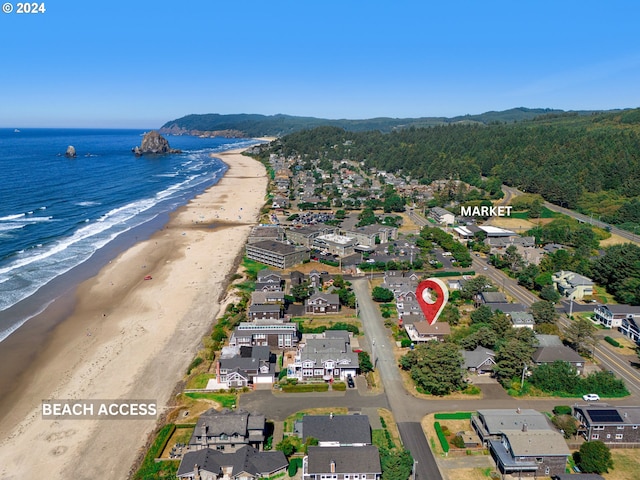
<box><xmin>587</xmin><ymin>409</ymin><xmax>623</xmax><ymax>423</ymax></box>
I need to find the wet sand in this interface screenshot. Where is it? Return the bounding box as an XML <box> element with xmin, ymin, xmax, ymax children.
<box><xmin>0</xmin><ymin>148</ymin><xmax>268</xmax><ymax>479</ymax></box>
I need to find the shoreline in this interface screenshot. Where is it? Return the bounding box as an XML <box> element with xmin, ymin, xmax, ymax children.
<box><xmin>0</xmin><ymin>148</ymin><xmax>268</xmax><ymax>479</ymax></box>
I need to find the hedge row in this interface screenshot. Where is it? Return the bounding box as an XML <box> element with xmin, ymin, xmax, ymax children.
<box><xmin>434</xmin><ymin>421</ymin><xmax>450</xmax><ymax>453</ymax></box>
<box><xmin>434</xmin><ymin>412</ymin><xmax>472</xmax><ymax>420</ymax></box>
<box><xmin>281</xmin><ymin>383</ymin><xmax>329</xmax><ymax>393</ymax></box>
<box><xmin>604</xmin><ymin>336</ymin><xmax>621</xmax><ymax>347</ymax></box>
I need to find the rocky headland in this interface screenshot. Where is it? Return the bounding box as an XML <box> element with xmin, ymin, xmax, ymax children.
<box><xmin>133</xmin><ymin>131</ymin><xmax>182</xmax><ymax>156</ymax></box>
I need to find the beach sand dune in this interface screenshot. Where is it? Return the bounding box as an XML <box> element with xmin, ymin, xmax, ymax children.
<box><xmin>0</xmin><ymin>149</ymin><xmax>267</xmax><ymax>479</ymax></box>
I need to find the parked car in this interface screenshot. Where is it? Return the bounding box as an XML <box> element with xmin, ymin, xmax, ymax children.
<box><xmin>346</xmin><ymin>374</ymin><xmax>355</xmax><ymax>388</ymax></box>
<box><xmin>583</xmin><ymin>393</ymin><xmax>600</xmax><ymax>401</ymax></box>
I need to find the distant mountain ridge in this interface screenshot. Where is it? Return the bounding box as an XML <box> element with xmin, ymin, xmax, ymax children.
<box><xmin>159</xmin><ymin>108</ymin><xmax>605</xmax><ymax>138</ymax></box>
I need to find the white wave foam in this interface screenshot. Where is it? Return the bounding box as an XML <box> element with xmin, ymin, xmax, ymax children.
<box><xmin>0</xmin><ymin>298</ymin><xmax>55</xmax><ymax>343</ymax></box>
<box><xmin>0</xmin><ymin>213</ymin><xmax>26</xmax><ymax>221</ymax></box>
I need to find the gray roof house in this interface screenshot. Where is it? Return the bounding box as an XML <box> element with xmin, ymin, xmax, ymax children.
<box><xmin>462</xmin><ymin>346</ymin><xmax>496</xmax><ymax>373</ymax></box>
<box><xmin>294</xmin><ymin>413</ymin><xmax>372</xmax><ymax>446</ymax></box>
<box><xmin>552</xmin><ymin>270</ymin><xmax>594</xmax><ymax>300</ymax></box>
<box><xmin>573</xmin><ymin>404</ymin><xmax>640</xmax><ymax>446</ymax></box>
<box><xmin>189</xmin><ymin>409</ymin><xmax>265</xmax><ymax>452</ymax></box>
<box><xmin>532</xmin><ymin>345</ymin><xmax>585</xmax><ymax>374</ymax></box>
<box><xmin>471</xmin><ymin>409</ymin><xmax>553</xmax><ymax>445</ymax></box>
<box><xmin>303</xmin><ymin>445</ymin><xmax>382</xmax><ymax>480</ymax></box>
<box><xmin>480</xmin><ymin>292</ymin><xmax>508</xmax><ymax>304</ymax></box>
<box><xmin>305</xmin><ymin>293</ymin><xmax>340</xmax><ymax>315</ymax></box>
<box><xmin>289</xmin><ymin>331</ymin><xmax>359</xmax><ymax>382</ymax></box>
<box><xmin>218</xmin><ymin>346</ymin><xmax>276</xmax><ymax>388</ymax></box>
<box><xmin>177</xmin><ymin>445</ymin><xmax>288</xmax><ymax>480</ymax></box>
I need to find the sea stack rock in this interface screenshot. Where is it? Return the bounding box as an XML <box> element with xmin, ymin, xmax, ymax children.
<box><xmin>65</xmin><ymin>145</ymin><xmax>77</xmax><ymax>158</ymax></box>
<box><xmin>134</xmin><ymin>130</ymin><xmax>181</xmax><ymax>156</ymax></box>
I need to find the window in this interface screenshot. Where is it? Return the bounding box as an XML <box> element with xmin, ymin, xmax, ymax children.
<box><xmin>606</xmin><ymin>434</ymin><xmax>611</xmax><ymax>439</ymax></box>
<box><xmin>545</xmin><ymin>467</ymin><xmax>550</xmax><ymax>475</ymax></box>
<box><xmin>633</xmin><ymin>425</ymin><xmax>638</xmax><ymax>430</ymax></box>
<box><xmin>617</xmin><ymin>426</ymin><xmax>625</xmax><ymax>430</ymax></box>
<box><xmin>616</xmin><ymin>434</ymin><xmax>623</xmax><ymax>439</ymax></box>
<box><xmin>536</xmin><ymin>457</ymin><xmax>543</xmax><ymax>464</ymax></box>
<box><xmin>592</xmin><ymin>434</ymin><xmax>599</xmax><ymax>440</ymax></box>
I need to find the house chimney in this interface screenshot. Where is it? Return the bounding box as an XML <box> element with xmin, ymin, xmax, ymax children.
<box><xmin>522</xmin><ymin>423</ymin><xmax>528</xmax><ymax>432</ymax></box>
<box><xmin>330</xmin><ymin>460</ymin><xmax>336</xmax><ymax>473</ymax></box>
<box><xmin>516</xmin><ymin>407</ymin><xmax>521</xmax><ymax>414</ymax></box>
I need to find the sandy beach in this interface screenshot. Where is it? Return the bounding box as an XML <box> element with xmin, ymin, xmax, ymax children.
<box><xmin>0</xmin><ymin>148</ymin><xmax>268</xmax><ymax>479</ymax></box>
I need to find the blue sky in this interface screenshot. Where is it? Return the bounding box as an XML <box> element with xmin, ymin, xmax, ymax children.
<box><xmin>1</xmin><ymin>0</ymin><xmax>639</xmax><ymax>128</ymax></box>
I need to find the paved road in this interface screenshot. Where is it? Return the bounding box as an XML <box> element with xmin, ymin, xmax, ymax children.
<box><xmin>502</xmin><ymin>185</ymin><xmax>640</xmax><ymax>244</ymax></box>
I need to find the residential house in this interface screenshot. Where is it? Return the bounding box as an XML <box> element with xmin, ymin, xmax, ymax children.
<box><xmin>594</xmin><ymin>304</ymin><xmax>640</xmax><ymax>328</ymax></box>
<box><xmin>217</xmin><ymin>346</ymin><xmax>276</xmax><ymax>388</ymax></box>
<box><xmin>305</xmin><ymin>293</ymin><xmax>341</xmax><ymax>314</ymax></box>
<box><xmin>532</xmin><ymin>334</ymin><xmax>585</xmax><ymax>375</ymax></box>
<box><xmin>573</xmin><ymin>404</ymin><xmax>640</xmax><ymax>447</ymax></box>
<box><xmin>288</xmin><ymin>331</ymin><xmax>359</xmax><ymax>382</ymax></box>
<box><xmin>289</xmin><ymin>271</ymin><xmax>305</xmax><ymax>287</ymax></box>
<box><xmin>396</xmin><ymin>290</ymin><xmax>425</xmax><ymax>324</ymax></box>
<box><xmin>294</xmin><ymin>413</ymin><xmax>372</xmax><ymax>447</ymax></box>
<box><xmin>248</xmin><ymin>304</ymin><xmax>282</xmax><ymax>322</ymax></box>
<box><xmin>176</xmin><ymin>446</ymin><xmax>288</xmax><ymax>480</ymax></box>
<box><xmin>429</xmin><ymin>207</ymin><xmax>455</xmax><ymax>225</ymax></box>
<box><xmin>245</xmin><ymin>240</ymin><xmax>310</xmax><ymax>269</ymax></box>
<box><xmin>189</xmin><ymin>409</ymin><xmax>266</xmax><ymax>452</ymax></box>
<box><xmin>508</xmin><ymin>312</ymin><xmax>535</xmax><ymax>329</ymax></box>
<box><xmin>404</xmin><ymin>321</ymin><xmax>450</xmax><ymax>343</ymax></box>
<box><xmin>229</xmin><ymin>323</ymin><xmax>299</xmax><ymax>350</ymax></box>
<box><xmin>462</xmin><ymin>346</ymin><xmax>496</xmax><ymax>374</ymax></box>
<box><xmin>255</xmin><ymin>270</ymin><xmax>283</xmax><ymax>291</ymax></box>
<box><xmin>488</xmin><ymin>428</ymin><xmax>570</xmax><ymax>478</ymax></box>
<box><xmin>471</xmin><ymin>409</ymin><xmax>554</xmax><ymax>445</ymax></box>
<box><xmin>552</xmin><ymin>271</ymin><xmax>594</xmax><ymax>300</ymax></box>
<box><xmin>620</xmin><ymin>316</ymin><xmax>640</xmax><ymax>345</ymax></box>
<box><xmin>250</xmin><ymin>290</ymin><xmax>285</xmax><ymax>306</ymax></box>
<box><xmin>302</xmin><ymin>445</ymin><xmax>382</xmax><ymax>480</ymax></box>
<box><xmin>479</xmin><ymin>292</ymin><xmax>508</xmax><ymax>305</ymax></box>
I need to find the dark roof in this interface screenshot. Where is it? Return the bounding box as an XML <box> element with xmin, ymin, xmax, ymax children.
<box><xmin>306</xmin><ymin>446</ymin><xmax>381</xmax><ymax>475</ymax></box>
<box><xmin>177</xmin><ymin>446</ymin><xmax>287</xmax><ymax>478</ymax></box>
<box><xmin>192</xmin><ymin>409</ymin><xmax>264</xmax><ymax>438</ymax></box>
<box><xmin>248</xmin><ymin>240</ymin><xmax>303</xmax><ymax>255</ymax></box>
<box><xmin>480</xmin><ymin>292</ymin><xmax>508</xmax><ymax>304</ymax></box>
<box><xmin>553</xmin><ymin>475</ymin><xmax>606</xmax><ymax>480</ymax></box>
<box><xmin>532</xmin><ymin>345</ymin><xmax>584</xmax><ymax>364</ymax></box>
<box><xmin>298</xmin><ymin>414</ymin><xmax>371</xmax><ymax>445</ymax></box>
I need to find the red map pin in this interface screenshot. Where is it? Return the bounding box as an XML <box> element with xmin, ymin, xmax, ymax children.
<box><xmin>416</xmin><ymin>278</ymin><xmax>449</xmax><ymax>325</ymax></box>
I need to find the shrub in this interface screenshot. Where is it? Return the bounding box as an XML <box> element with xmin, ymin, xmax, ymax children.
<box><xmin>553</xmin><ymin>405</ymin><xmax>572</xmax><ymax>416</ymax></box>
<box><xmin>401</xmin><ymin>338</ymin><xmax>412</xmax><ymax>348</ymax></box>
<box><xmin>451</xmin><ymin>435</ymin><xmax>466</xmax><ymax>448</ymax></box>
<box><xmin>187</xmin><ymin>357</ymin><xmax>204</xmax><ymax>374</ymax></box>
<box><xmin>604</xmin><ymin>336</ymin><xmax>621</xmax><ymax>347</ymax></box>
<box><xmin>434</xmin><ymin>422</ymin><xmax>450</xmax><ymax>453</ymax></box>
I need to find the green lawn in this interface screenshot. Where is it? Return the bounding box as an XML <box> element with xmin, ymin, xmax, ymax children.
<box><xmin>183</xmin><ymin>392</ymin><xmax>237</xmax><ymax>408</ymax></box>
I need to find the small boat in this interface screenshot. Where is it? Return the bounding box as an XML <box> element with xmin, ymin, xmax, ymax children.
<box><xmin>144</xmin><ymin>275</ymin><xmax>152</xmax><ymax>281</ymax></box>
<box><xmin>14</xmin><ymin>129</ymin><xmax>20</xmax><ymax>133</ymax></box>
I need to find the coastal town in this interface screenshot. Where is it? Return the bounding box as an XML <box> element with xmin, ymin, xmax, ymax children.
<box><xmin>129</xmin><ymin>143</ymin><xmax>640</xmax><ymax>480</ymax></box>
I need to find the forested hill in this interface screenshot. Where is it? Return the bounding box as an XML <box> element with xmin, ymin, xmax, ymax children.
<box><xmin>159</xmin><ymin>108</ymin><xmax>581</xmax><ymax>137</ymax></box>
<box><xmin>260</xmin><ymin>109</ymin><xmax>640</xmax><ymax>228</ymax></box>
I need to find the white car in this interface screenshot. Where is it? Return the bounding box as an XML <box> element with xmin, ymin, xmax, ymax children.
<box><xmin>583</xmin><ymin>393</ymin><xmax>600</xmax><ymax>401</ymax></box>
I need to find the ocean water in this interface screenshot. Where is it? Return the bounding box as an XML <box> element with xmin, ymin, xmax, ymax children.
<box><xmin>0</xmin><ymin>128</ymin><xmax>257</xmax><ymax>342</ymax></box>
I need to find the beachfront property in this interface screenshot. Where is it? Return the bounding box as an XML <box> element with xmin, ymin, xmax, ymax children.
<box><xmin>247</xmin><ymin>304</ymin><xmax>282</xmax><ymax>322</ymax></box>
<box><xmin>573</xmin><ymin>404</ymin><xmax>640</xmax><ymax>447</ymax></box>
<box><xmin>552</xmin><ymin>270</ymin><xmax>595</xmax><ymax>300</ymax></box>
<box><xmin>246</xmin><ymin>224</ymin><xmax>285</xmax><ymax>244</ymax></box>
<box><xmin>593</xmin><ymin>303</ymin><xmax>640</xmax><ymax>328</ymax></box>
<box><xmin>176</xmin><ymin>445</ymin><xmax>288</xmax><ymax>480</ymax></box>
<box><xmin>302</xmin><ymin>445</ymin><xmax>382</xmax><ymax>480</ymax></box>
<box><xmin>294</xmin><ymin>413</ymin><xmax>372</xmax><ymax>447</ymax></box>
<box><xmin>287</xmin><ymin>330</ymin><xmax>359</xmax><ymax>382</ymax></box>
<box><xmin>188</xmin><ymin>409</ymin><xmax>266</xmax><ymax>452</ymax></box>
<box><xmin>245</xmin><ymin>240</ymin><xmax>310</xmax><ymax>269</ymax></box>
<box><xmin>250</xmin><ymin>290</ymin><xmax>285</xmax><ymax>305</ymax></box>
<box><xmin>229</xmin><ymin>322</ymin><xmax>299</xmax><ymax>350</ymax></box>
<box><xmin>217</xmin><ymin>346</ymin><xmax>276</xmax><ymax>388</ymax></box>
<box><xmin>304</xmin><ymin>293</ymin><xmax>340</xmax><ymax>314</ymax></box>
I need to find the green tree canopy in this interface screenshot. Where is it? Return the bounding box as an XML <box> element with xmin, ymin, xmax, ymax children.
<box><xmin>399</xmin><ymin>342</ymin><xmax>465</xmax><ymax>396</ymax></box>
<box><xmin>574</xmin><ymin>441</ymin><xmax>614</xmax><ymax>474</ymax></box>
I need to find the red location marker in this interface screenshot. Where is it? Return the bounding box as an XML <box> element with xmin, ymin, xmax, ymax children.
<box><xmin>416</xmin><ymin>278</ymin><xmax>449</xmax><ymax>325</ymax></box>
